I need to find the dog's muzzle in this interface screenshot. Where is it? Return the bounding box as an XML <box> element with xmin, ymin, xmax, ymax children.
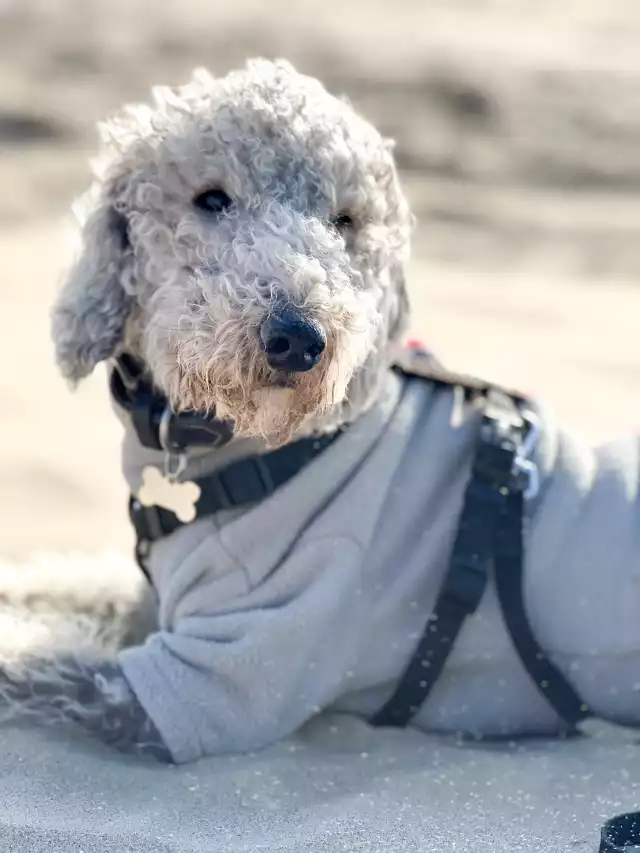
<box><xmin>260</xmin><ymin>306</ymin><xmax>326</xmax><ymax>373</ymax></box>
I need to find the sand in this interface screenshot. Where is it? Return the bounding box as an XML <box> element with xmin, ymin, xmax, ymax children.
<box><xmin>0</xmin><ymin>713</ymin><xmax>637</xmax><ymax>852</ymax></box>
<box><xmin>0</xmin><ymin>1</ymin><xmax>639</xmax><ymax>849</ymax></box>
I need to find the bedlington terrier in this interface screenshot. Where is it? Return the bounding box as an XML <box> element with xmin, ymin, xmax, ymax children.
<box><xmin>1</xmin><ymin>59</ymin><xmax>638</xmax><ymax>763</ymax></box>
<box><xmin>53</xmin><ymin>60</ymin><xmax>409</xmax><ymax>445</ymax></box>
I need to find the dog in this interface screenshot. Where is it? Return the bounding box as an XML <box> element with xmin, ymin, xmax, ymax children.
<box><xmin>2</xmin><ymin>59</ymin><xmax>638</xmax><ymax>763</ymax></box>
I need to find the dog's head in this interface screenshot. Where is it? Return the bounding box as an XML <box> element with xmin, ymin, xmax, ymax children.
<box><xmin>52</xmin><ymin>59</ymin><xmax>412</xmax><ymax>445</ymax></box>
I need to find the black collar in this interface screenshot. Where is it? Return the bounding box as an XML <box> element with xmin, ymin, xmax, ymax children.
<box><xmin>110</xmin><ymin>353</ymin><xmax>343</xmax><ymax>568</ymax></box>
<box><xmin>110</xmin><ymin>353</ymin><xmax>235</xmax><ymax>453</ymax></box>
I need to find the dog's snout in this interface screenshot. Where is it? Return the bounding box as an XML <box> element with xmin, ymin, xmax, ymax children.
<box><xmin>260</xmin><ymin>308</ymin><xmax>326</xmax><ymax>373</ymax></box>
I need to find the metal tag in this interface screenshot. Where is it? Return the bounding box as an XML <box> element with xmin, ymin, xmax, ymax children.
<box><xmin>137</xmin><ymin>466</ymin><xmax>201</xmax><ymax>523</ymax></box>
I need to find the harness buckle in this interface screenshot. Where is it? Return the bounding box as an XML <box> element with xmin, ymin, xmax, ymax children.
<box><xmin>159</xmin><ymin>405</ymin><xmax>188</xmax><ymax>483</ymax></box>
<box><xmin>482</xmin><ymin>398</ymin><xmax>540</xmax><ymax>501</ymax></box>
<box><xmin>159</xmin><ymin>403</ymin><xmax>234</xmax><ymax>458</ymax></box>
<box><xmin>513</xmin><ymin>409</ymin><xmax>541</xmax><ymax>500</ymax></box>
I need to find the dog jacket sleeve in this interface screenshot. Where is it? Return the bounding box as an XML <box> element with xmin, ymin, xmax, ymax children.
<box><xmin>119</xmin><ymin>534</ymin><xmax>368</xmax><ymax>764</ymax></box>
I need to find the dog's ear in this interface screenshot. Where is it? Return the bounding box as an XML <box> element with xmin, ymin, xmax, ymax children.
<box><xmin>387</xmin><ymin>262</ymin><xmax>411</xmax><ymax>343</ymax></box>
<box><xmin>51</xmin><ymin>188</ymin><xmax>132</xmax><ymax>383</ymax></box>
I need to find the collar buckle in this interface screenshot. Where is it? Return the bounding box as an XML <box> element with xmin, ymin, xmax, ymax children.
<box><xmin>110</xmin><ymin>354</ymin><xmax>235</xmax><ymax>454</ymax></box>
<box><xmin>159</xmin><ymin>405</ymin><xmax>234</xmax><ymax>455</ymax></box>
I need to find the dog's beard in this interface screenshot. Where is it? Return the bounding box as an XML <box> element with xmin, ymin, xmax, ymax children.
<box><xmin>146</xmin><ymin>258</ymin><xmax>380</xmax><ymax>445</ymax></box>
<box><xmin>164</xmin><ymin>329</ymin><xmax>358</xmax><ymax>446</ymax></box>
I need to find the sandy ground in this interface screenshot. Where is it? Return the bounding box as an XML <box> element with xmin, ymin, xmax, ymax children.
<box><xmin>1</xmin><ymin>0</ymin><xmax>640</xmax><ymax>559</ymax></box>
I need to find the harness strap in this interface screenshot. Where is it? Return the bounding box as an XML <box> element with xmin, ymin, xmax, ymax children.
<box><xmin>370</xmin><ymin>380</ymin><xmax>594</xmax><ymax>734</ymax></box>
<box><xmin>494</xmin><ymin>488</ymin><xmax>592</xmax><ymax>728</ymax></box>
<box><xmin>391</xmin><ymin>345</ymin><xmax>527</xmax><ymax>405</ymax></box>
<box><xmin>371</xmin><ymin>389</ymin><xmax>528</xmax><ymax>727</ymax></box>
<box><xmin>129</xmin><ymin>431</ymin><xmax>339</xmax><ymax>575</ymax></box>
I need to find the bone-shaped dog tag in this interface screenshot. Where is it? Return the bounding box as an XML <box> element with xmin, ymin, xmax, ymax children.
<box><xmin>137</xmin><ymin>466</ymin><xmax>201</xmax><ymax>523</ymax></box>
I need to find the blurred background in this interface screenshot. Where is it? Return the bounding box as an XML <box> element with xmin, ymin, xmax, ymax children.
<box><xmin>1</xmin><ymin>0</ymin><xmax>640</xmax><ymax>559</ymax></box>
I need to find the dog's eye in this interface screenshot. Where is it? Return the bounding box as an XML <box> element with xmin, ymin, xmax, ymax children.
<box><xmin>193</xmin><ymin>189</ymin><xmax>233</xmax><ymax>215</ymax></box>
<box><xmin>330</xmin><ymin>212</ymin><xmax>353</xmax><ymax>232</ymax></box>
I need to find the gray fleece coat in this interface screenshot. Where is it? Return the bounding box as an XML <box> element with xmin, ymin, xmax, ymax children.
<box><xmin>117</xmin><ymin>369</ymin><xmax>640</xmax><ymax>764</ymax></box>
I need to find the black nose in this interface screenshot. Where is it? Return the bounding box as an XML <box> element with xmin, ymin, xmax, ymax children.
<box><xmin>260</xmin><ymin>307</ymin><xmax>326</xmax><ymax>373</ymax></box>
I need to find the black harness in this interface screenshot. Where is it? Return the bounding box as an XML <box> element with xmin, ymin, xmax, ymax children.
<box><xmin>111</xmin><ymin>347</ymin><xmax>595</xmax><ymax>736</ymax></box>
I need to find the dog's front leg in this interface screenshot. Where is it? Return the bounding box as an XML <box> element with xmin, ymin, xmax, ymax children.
<box><xmin>0</xmin><ymin>656</ymin><xmax>172</xmax><ymax>761</ymax></box>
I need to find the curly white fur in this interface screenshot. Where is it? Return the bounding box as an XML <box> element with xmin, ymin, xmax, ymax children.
<box><xmin>12</xmin><ymin>58</ymin><xmax>414</xmax><ymax>759</ymax></box>
<box><xmin>52</xmin><ymin>58</ymin><xmax>412</xmax><ymax>444</ymax></box>
<box><xmin>0</xmin><ymin>552</ymin><xmax>166</xmax><ymax>758</ymax></box>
